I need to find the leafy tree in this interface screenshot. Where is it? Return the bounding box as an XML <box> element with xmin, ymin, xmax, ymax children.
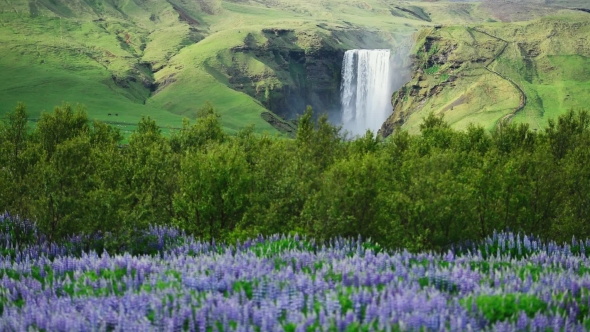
<box><xmin>171</xmin><ymin>102</ymin><xmax>226</xmax><ymax>152</ymax></box>
<box><xmin>492</xmin><ymin>122</ymin><xmax>536</xmax><ymax>155</ymax></box>
<box><xmin>175</xmin><ymin>143</ymin><xmax>250</xmax><ymax>241</ymax></box>
<box><xmin>296</xmin><ymin>106</ymin><xmax>314</xmax><ymax>152</ymax></box>
<box><xmin>1</xmin><ymin>100</ymin><xmax>590</xmax><ymax>252</ymax></box>
<box><xmin>31</xmin><ymin>135</ymin><xmax>94</xmax><ymax>240</ymax></box>
<box><xmin>123</xmin><ymin>116</ymin><xmax>178</xmax><ymax>230</ymax></box>
<box><xmin>464</xmin><ymin>149</ymin><xmax>504</xmax><ymax>237</ymax></box>
<box><xmin>459</xmin><ymin>124</ymin><xmax>492</xmax><ymax>155</ymax></box>
<box><xmin>304</xmin><ymin>152</ymin><xmax>384</xmax><ymax>241</ymax></box>
<box><xmin>2</xmin><ymin>102</ymin><xmax>29</xmax><ymax>161</ymax></box>
<box><xmin>419</xmin><ymin>111</ymin><xmax>449</xmax><ymax>133</ymax></box>
<box><xmin>90</xmin><ymin>120</ymin><xmax>122</xmax><ymax>147</ymax></box>
<box><xmin>553</xmin><ymin>138</ymin><xmax>590</xmax><ymax>240</ymax></box>
<box><xmin>239</xmin><ymin>137</ymin><xmax>301</xmax><ymax>236</ymax></box>
<box><xmin>0</xmin><ymin>103</ymin><xmax>33</xmax><ymax>214</ymax></box>
<box><xmin>84</xmin><ymin>124</ymin><xmax>126</xmax><ymax>239</ymax></box>
<box><xmin>545</xmin><ymin>109</ymin><xmax>590</xmax><ymax>160</ymax></box>
<box><xmin>349</xmin><ymin>129</ymin><xmax>381</xmax><ymax>156</ymax></box>
<box><xmin>36</xmin><ymin>103</ymin><xmax>89</xmax><ymax>159</ymax></box>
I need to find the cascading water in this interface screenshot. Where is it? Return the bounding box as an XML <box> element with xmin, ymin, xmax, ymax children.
<box><xmin>340</xmin><ymin>49</ymin><xmax>393</xmax><ymax>136</ymax></box>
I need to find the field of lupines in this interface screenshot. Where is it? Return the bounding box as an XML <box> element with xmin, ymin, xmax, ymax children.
<box><xmin>1</xmin><ymin>213</ymin><xmax>590</xmax><ymax>331</ymax></box>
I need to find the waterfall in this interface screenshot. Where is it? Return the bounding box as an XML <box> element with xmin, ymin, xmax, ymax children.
<box><xmin>340</xmin><ymin>49</ymin><xmax>393</xmax><ymax>136</ymax></box>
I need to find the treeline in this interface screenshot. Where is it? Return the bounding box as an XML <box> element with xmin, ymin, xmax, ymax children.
<box><xmin>1</xmin><ymin>102</ymin><xmax>589</xmax><ymax>251</ymax></box>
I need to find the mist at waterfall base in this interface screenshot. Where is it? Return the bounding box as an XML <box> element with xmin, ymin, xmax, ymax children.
<box><xmin>339</xmin><ymin>49</ymin><xmax>394</xmax><ymax>137</ymax></box>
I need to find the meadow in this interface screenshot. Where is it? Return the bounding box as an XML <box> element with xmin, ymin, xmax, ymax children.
<box><xmin>2</xmin><ymin>2</ymin><xmax>590</xmax><ymax>331</ymax></box>
<box><xmin>2</xmin><ymin>213</ymin><xmax>590</xmax><ymax>331</ymax></box>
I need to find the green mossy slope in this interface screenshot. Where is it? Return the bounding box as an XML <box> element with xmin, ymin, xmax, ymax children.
<box><xmin>380</xmin><ymin>14</ymin><xmax>590</xmax><ymax>136</ymax></box>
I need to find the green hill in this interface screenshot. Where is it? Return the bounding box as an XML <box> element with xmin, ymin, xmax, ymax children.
<box><xmin>380</xmin><ymin>13</ymin><xmax>590</xmax><ymax>135</ymax></box>
<box><xmin>1</xmin><ymin>0</ymin><xmax>589</xmax><ymax>135</ymax></box>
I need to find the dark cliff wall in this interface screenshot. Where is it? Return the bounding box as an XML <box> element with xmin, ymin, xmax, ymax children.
<box><xmin>226</xmin><ymin>29</ymin><xmax>345</xmax><ymax>122</ymax></box>
<box><xmin>266</xmin><ymin>47</ymin><xmax>345</xmax><ymax>122</ymax></box>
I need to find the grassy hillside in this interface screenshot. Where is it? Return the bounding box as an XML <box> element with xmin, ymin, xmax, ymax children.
<box><xmin>1</xmin><ymin>0</ymin><xmax>589</xmax><ymax>135</ymax></box>
<box><xmin>0</xmin><ymin>0</ymin><xmax>282</xmax><ymax>135</ymax></box>
<box><xmin>0</xmin><ymin>0</ymin><xmax>422</xmax><ymax>135</ymax></box>
<box><xmin>381</xmin><ymin>12</ymin><xmax>590</xmax><ymax>135</ymax></box>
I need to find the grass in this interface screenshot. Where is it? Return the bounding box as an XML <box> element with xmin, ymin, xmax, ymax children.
<box><xmin>0</xmin><ymin>40</ymin><xmax>181</xmax><ymax>135</ymax></box>
<box><xmin>146</xmin><ymin>28</ymin><xmax>282</xmax><ymax>135</ymax></box>
<box><xmin>0</xmin><ymin>12</ymin><xmax>186</xmax><ymax>132</ymax></box>
<box><xmin>404</xmin><ymin>69</ymin><xmax>520</xmax><ymax>133</ymax></box>
<box><xmin>0</xmin><ymin>6</ymin><xmax>282</xmax><ymax>136</ymax></box>
<box><xmin>515</xmin><ymin>55</ymin><xmax>590</xmax><ymax>128</ymax></box>
<box><xmin>491</xmin><ymin>40</ymin><xmax>590</xmax><ymax>130</ymax></box>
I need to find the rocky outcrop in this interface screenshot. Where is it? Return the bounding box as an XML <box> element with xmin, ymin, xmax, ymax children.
<box><xmin>226</xmin><ymin>28</ymin><xmax>401</xmax><ymax>128</ymax></box>
<box><xmin>225</xmin><ymin>30</ymin><xmax>348</xmax><ymax>121</ymax></box>
<box><xmin>573</xmin><ymin>8</ymin><xmax>590</xmax><ymax>14</ymax></box>
<box><xmin>261</xmin><ymin>112</ymin><xmax>297</xmax><ymax>136</ymax></box>
<box><xmin>277</xmin><ymin>47</ymin><xmax>345</xmax><ymax>120</ymax></box>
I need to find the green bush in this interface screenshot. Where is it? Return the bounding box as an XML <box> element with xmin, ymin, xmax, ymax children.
<box><xmin>462</xmin><ymin>294</ymin><xmax>547</xmax><ymax>323</ymax></box>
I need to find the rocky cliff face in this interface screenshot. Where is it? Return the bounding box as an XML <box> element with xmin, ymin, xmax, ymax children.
<box><xmin>228</xmin><ymin>30</ymin><xmax>345</xmax><ymax>122</ymax></box>
<box><xmin>261</xmin><ymin>42</ymin><xmax>345</xmax><ymax>121</ymax></box>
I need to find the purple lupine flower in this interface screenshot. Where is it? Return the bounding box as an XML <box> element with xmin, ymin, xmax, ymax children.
<box><xmin>3</xmin><ymin>224</ymin><xmax>590</xmax><ymax>331</ymax></box>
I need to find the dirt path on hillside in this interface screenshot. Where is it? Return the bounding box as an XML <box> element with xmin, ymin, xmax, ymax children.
<box><xmin>486</xmin><ymin>67</ymin><xmax>527</xmax><ymax>124</ymax></box>
<box><xmin>470</xmin><ymin>27</ymin><xmax>527</xmax><ymax>127</ymax></box>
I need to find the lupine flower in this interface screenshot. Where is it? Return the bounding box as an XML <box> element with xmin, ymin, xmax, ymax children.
<box><xmin>1</xmin><ymin>214</ymin><xmax>590</xmax><ymax>331</ymax></box>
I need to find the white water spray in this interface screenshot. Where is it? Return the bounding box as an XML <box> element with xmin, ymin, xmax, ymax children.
<box><xmin>340</xmin><ymin>49</ymin><xmax>393</xmax><ymax>136</ymax></box>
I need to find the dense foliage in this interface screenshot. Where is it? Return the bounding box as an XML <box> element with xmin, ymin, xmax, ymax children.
<box><xmin>2</xmin><ymin>213</ymin><xmax>590</xmax><ymax>331</ymax></box>
<box><xmin>1</xmin><ymin>102</ymin><xmax>590</xmax><ymax>251</ymax></box>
